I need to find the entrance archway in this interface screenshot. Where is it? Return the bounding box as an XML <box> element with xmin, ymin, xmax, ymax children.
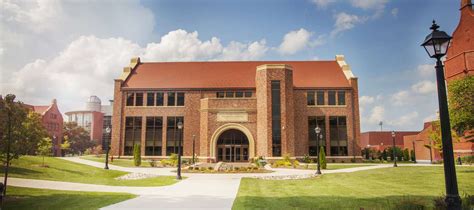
<box><xmin>209</xmin><ymin>123</ymin><xmax>255</xmax><ymax>162</ymax></box>
<box><xmin>216</xmin><ymin>129</ymin><xmax>249</xmax><ymax>162</ymax></box>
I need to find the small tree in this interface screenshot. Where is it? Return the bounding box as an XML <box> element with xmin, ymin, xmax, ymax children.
<box><xmin>319</xmin><ymin>146</ymin><xmax>327</xmax><ymax>169</ymax></box>
<box><xmin>36</xmin><ymin>137</ymin><xmax>52</xmax><ymax>167</ymax></box>
<box><xmin>60</xmin><ymin>136</ymin><xmax>71</xmax><ymax>156</ymax></box>
<box><xmin>133</xmin><ymin>144</ymin><xmax>141</xmax><ymax>167</ymax></box>
<box><xmin>410</xmin><ymin>149</ymin><xmax>416</xmax><ymax>161</ymax></box>
<box><xmin>403</xmin><ymin>148</ymin><xmax>409</xmax><ymax>161</ymax></box>
<box><xmin>448</xmin><ymin>75</ymin><xmax>474</xmax><ymax>136</ymax></box>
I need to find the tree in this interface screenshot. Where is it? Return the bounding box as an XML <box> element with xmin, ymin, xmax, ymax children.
<box><xmin>36</xmin><ymin>137</ymin><xmax>52</xmax><ymax>167</ymax></box>
<box><xmin>0</xmin><ymin>94</ymin><xmax>47</xmax><ymax>197</ymax></box>
<box><xmin>403</xmin><ymin>148</ymin><xmax>409</xmax><ymax>161</ymax></box>
<box><xmin>426</xmin><ymin>120</ymin><xmax>459</xmax><ymax>157</ymax></box>
<box><xmin>448</xmin><ymin>75</ymin><xmax>474</xmax><ymax>138</ymax></box>
<box><xmin>382</xmin><ymin>149</ymin><xmax>388</xmax><ymax>161</ymax></box>
<box><xmin>133</xmin><ymin>144</ymin><xmax>141</xmax><ymax>167</ymax></box>
<box><xmin>386</xmin><ymin>146</ymin><xmax>403</xmax><ymax>161</ymax></box>
<box><xmin>63</xmin><ymin>122</ymin><xmax>95</xmax><ymax>155</ymax></box>
<box><xmin>319</xmin><ymin>146</ymin><xmax>327</xmax><ymax>169</ymax></box>
<box><xmin>60</xmin><ymin>136</ymin><xmax>71</xmax><ymax>156</ymax></box>
<box><xmin>410</xmin><ymin>149</ymin><xmax>416</xmax><ymax>161</ymax></box>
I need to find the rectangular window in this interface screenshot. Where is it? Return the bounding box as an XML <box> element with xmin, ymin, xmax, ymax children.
<box><xmin>328</xmin><ymin>91</ymin><xmax>336</xmax><ymax>105</ymax></box>
<box><xmin>317</xmin><ymin>91</ymin><xmax>325</xmax><ymax>105</ymax></box>
<box><xmin>124</xmin><ymin>117</ymin><xmax>142</xmax><ymax>155</ymax></box>
<box><xmin>307</xmin><ymin>91</ymin><xmax>315</xmax><ymax>106</ymax></box>
<box><xmin>329</xmin><ymin>116</ymin><xmax>348</xmax><ymax>156</ymax></box>
<box><xmin>225</xmin><ymin>91</ymin><xmax>234</xmax><ymax>98</ymax></box>
<box><xmin>235</xmin><ymin>91</ymin><xmax>244</xmax><ymax>98</ymax></box>
<box><xmin>156</xmin><ymin>92</ymin><xmax>164</xmax><ymax>106</ymax></box>
<box><xmin>147</xmin><ymin>93</ymin><xmax>155</xmax><ymax>106</ymax></box>
<box><xmin>271</xmin><ymin>81</ymin><xmax>281</xmax><ymax>157</ymax></box>
<box><xmin>337</xmin><ymin>91</ymin><xmax>346</xmax><ymax>105</ymax></box>
<box><xmin>166</xmin><ymin>117</ymin><xmax>184</xmax><ymax>155</ymax></box>
<box><xmin>308</xmin><ymin>116</ymin><xmax>326</xmax><ymax>156</ymax></box>
<box><xmin>167</xmin><ymin>92</ymin><xmax>176</xmax><ymax>106</ymax></box>
<box><xmin>135</xmin><ymin>93</ymin><xmax>143</xmax><ymax>106</ymax></box>
<box><xmin>177</xmin><ymin>92</ymin><xmax>185</xmax><ymax>106</ymax></box>
<box><xmin>145</xmin><ymin>117</ymin><xmax>162</xmax><ymax>156</ymax></box>
<box><xmin>126</xmin><ymin>93</ymin><xmax>134</xmax><ymax>106</ymax></box>
<box><xmin>216</xmin><ymin>92</ymin><xmax>225</xmax><ymax>98</ymax></box>
<box><xmin>244</xmin><ymin>91</ymin><xmax>252</xmax><ymax>98</ymax></box>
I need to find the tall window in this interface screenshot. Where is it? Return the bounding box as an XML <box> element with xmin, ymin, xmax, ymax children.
<box><xmin>167</xmin><ymin>92</ymin><xmax>185</xmax><ymax>106</ymax></box>
<box><xmin>308</xmin><ymin>116</ymin><xmax>326</xmax><ymax>156</ymax></box>
<box><xmin>177</xmin><ymin>92</ymin><xmax>185</xmax><ymax>106</ymax></box>
<box><xmin>216</xmin><ymin>92</ymin><xmax>225</xmax><ymax>98</ymax></box>
<box><xmin>307</xmin><ymin>91</ymin><xmax>315</xmax><ymax>106</ymax></box>
<box><xmin>146</xmin><ymin>117</ymin><xmax>163</xmax><ymax>156</ymax></box>
<box><xmin>167</xmin><ymin>92</ymin><xmax>176</xmax><ymax>106</ymax></box>
<box><xmin>317</xmin><ymin>91</ymin><xmax>325</xmax><ymax>105</ymax></box>
<box><xmin>156</xmin><ymin>92</ymin><xmax>164</xmax><ymax>106</ymax></box>
<box><xmin>328</xmin><ymin>91</ymin><xmax>336</xmax><ymax>105</ymax></box>
<box><xmin>124</xmin><ymin>117</ymin><xmax>142</xmax><ymax>155</ymax></box>
<box><xmin>126</xmin><ymin>93</ymin><xmax>134</xmax><ymax>106</ymax></box>
<box><xmin>271</xmin><ymin>81</ymin><xmax>281</xmax><ymax>157</ymax></box>
<box><xmin>147</xmin><ymin>92</ymin><xmax>155</xmax><ymax>106</ymax></box>
<box><xmin>166</xmin><ymin>117</ymin><xmax>184</xmax><ymax>155</ymax></box>
<box><xmin>135</xmin><ymin>93</ymin><xmax>143</xmax><ymax>106</ymax></box>
<box><xmin>337</xmin><ymin>91</ymin><xmax>346</xmax><ymax>105</ymax></box>
<box><xmin>329</xmin><ymin>116</ymin><xmax>348</xmax><ymax>156</ymax></box>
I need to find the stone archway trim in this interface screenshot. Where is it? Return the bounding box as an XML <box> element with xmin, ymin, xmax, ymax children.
<box><xmin>210</xmin><ymin>123</ymin><xmax>255</xmax><ymax>160</ymax></box>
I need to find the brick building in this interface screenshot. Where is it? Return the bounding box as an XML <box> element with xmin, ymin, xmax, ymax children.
<box><xmin>360</xmin><ymin>131</ymin><xmax>419</xmax><ymax>151</ymax></box>
<box><xmin>111</xmin><ymin>55</ymin><xmax>361</xmax><ymax>162</ymax></box>
<box><xmin>25</xmin><ymin>99</ymin><xmax>64</xmax><ymax>156</ymax></box>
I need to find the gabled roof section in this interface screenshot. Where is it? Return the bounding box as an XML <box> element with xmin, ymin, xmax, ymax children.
<box><xmin>121</xmin><ymin>55</ymin><xmax>355</xmax><ymax>89</ymax></box>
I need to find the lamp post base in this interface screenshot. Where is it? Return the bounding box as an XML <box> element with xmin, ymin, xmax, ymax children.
<box><xmin>445</xmin><ymin>194</ymin><xmax>462</xmax><ymax>209</ymax></box>
<box><xmin>315</xmin><ymin>170</ymin><xmax>322</xmax><ymax>175</ymax></box>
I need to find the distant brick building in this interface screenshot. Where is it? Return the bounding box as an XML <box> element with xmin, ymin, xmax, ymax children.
<box><xmin>25</xmin><ymin>99</ymin><xmax>64</xmax><ymax>156</ymax></box>
<box><xmin>360</xmin><ymin>131</ymin><xmax>419</xmax><ymax>151</ymax></box>
<box><xmin>111</xmin><ymin>55</ymin><xmax>362</xmax><ymax>162</ymax></box>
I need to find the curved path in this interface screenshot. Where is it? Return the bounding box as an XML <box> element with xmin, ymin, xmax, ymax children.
<box><xmin>3</xmin><ymin>157</ymin><xmax>435</xmax><ymax>209</ymax></box>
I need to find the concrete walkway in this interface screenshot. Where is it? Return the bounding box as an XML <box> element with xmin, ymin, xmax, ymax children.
<box><xmin>4</xmin><ymin>157</ymin><xmax>446</xmax><ymax>209</ymax></box>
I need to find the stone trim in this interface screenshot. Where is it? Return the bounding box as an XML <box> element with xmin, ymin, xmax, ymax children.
<box><xmin>209</xmin><ymin>123</ymin><xmax>256</xmax><ymax>159</ymax></box>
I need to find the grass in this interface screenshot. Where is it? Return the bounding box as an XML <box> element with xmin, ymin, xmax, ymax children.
<box><xmin>81</xmin><ymin>155</ymin><xmax>152</xmax><ymax>168</ymax></box>
<box><xmin>2</xmin><ymin>186</ymin><xmax>136</xmax><ymax>210</ymax></box>
<box><xmin>234</xmin><ymin>166</ymin><xmax>474</xmax><ymax>209</ymax></box>
<box><xmin>286</xmin><ymin>163</ymin><xmax>376</xmax><ymax>170</ymax></box>
<box><xmin>1</xmin><ymin>156</ymin><xmax>179</xmax><ymax>187</ymax></box>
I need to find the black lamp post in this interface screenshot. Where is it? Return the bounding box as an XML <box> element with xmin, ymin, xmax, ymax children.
<box><xmin>192</xmin><ymin>134</ymin><xmax>196</xmax><ymax>165</ymax></box>
<box><xmin>391</xmin><ymin>131</ymin><xmax>397</xmax><ymax>167</ymax></box>
<box><xmin>314</xmin><ymin>125</ymin><xmax>322</xmax><ymax>175</ymax></box>
<box><xmin>104</xmin><ymin>126</ymin><xmax>111</xmax><ymax>170</ymax></box>
<box><xmin>421</xmin><ymin>20</ymin><xmax>461</xmax><ymax>209</ymax></box>
<box><xmin>176</xmin><ymin>121</ymin><xmax>183</xmax><ymax>180</ymax></box>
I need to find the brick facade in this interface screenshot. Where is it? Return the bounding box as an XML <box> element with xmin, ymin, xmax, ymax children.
<box><xmin>111</xmin><ymin>56</ymin><xmax>362</xmax><ymax>162</ymax></box>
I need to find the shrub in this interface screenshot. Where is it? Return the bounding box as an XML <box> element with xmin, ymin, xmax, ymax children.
<box><xmin>302</xmin><ymin>154</ymin><xmax>312</xmax><ymax>163</ymax></box>
<box><xmin>293</xmin><ymin>160</ymin><xmax>300</xmax><ymax>168</ymax></box>
<box><xmin>461</xmin><ymin>193</ymin><xmax>474</xmax><ymax>210</ymax></box>
<box><xmin>392</xmin><ymin>196</ymin><xmax>426</xmax><ymax>209</ymax></box>
<box><xmin>461</xmin><ymin>155</ymin><xmax>474</xmax><ymax>165</ymax></box>
<box><xmin>319</xmin><ymin>146</ymin><xmax>327</xmax><ymax>169</ymax></box>
<box><xmin>148</xmin><ymin>160</ymin><xmax>156</xmax><ymax>167</ymax></box>
<box><xmin>382</xmin><ymin>149</ymin><xmax>388</xmax><ymax>160</ymax></box>
<box><xmin>133</xmin><ymin>144</ymin><xmax>141</xmax><ymax>166</ymax></box>
<box><xmin>411</xmin><ymin>149</ymin><xmax>416</xmax><ymax>161</ymax></box>
<box><xmin>403</xmin><ymin>148</ymin><xmax>410</xmax><ymax>161</ymax></box>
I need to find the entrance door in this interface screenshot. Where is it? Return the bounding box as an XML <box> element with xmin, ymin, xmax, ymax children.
<box><xmin>216</xmin><ymin>129</ymin><xmax>249</xmax><ymax>162</ymax></box>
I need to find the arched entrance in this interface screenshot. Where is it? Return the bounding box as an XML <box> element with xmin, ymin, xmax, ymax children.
<box><xmin>216</xmin><ymin>129</ymin><xmax>249</xmax><ymax>162</ymax></box>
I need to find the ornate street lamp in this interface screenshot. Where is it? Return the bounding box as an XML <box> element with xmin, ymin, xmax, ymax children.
<box><xmin>391</xmin><ymin>131</ymin><xmax>397</xmax><ymax>167</ymax></box>
<box><xmin>177</xmin><ymin>121</ymin><xmax>183</xmax><ymax>180</ymax></box>
<box><xmin>104</xmin><ymin>126</ymin><xmax>111</xmax><ymax>170</ymax></box>
<box><xmin>314</xmin><ymin>126</ymin><xmax>322</xmax><ymax>175</ymax></box>
<box><xmin>421</xmin><ymin>20</ymin><xmax>461</xmax><ymax>209</ymax></box>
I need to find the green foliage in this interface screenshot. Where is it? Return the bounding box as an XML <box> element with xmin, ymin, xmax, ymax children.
<box><xmin>461</xmin><ymin>156</ymin><xmax>473</xmax><ymax>165</ymax></box>
<box><xmin>302</xmin><ymin>154</ymin><xmax>312</xmax><ymax>163</ymax></box>
<box><xmin>403</xmin><ymin>148</ymin><xmax>410</xmax><ymax>161</ymax></box>
<box><xmin>448</xmin><ymin>75</ymin><xmax>474</xmax><ymax>135</ymax></box>
<box><xmin>63</xmin><ymin>122</ymin><xmax>96</xmax><ymax>155</ymax></box>
<box><xmin>382</xmin><ymin>149</ymin><xmax>388</xmax><ymax>160</ymax></box>
<box><xmin>411</xmin><ymin>149</ymin><xmax>416</xmax><ymax>161</ymax></box>
<box><xmin>433</xmin><ymin>193</ymin><xmax>473</xmax><ymax>210</ymax></box>
<box><xmin>133</xmin><ymin>144</ymin><xmax>141</xmax><ymax>167</ymax></box>
<box><xmin>386</xmin><ymin>146</ymin><xmax>403</xmax><ymax>161</ymax></box>
<box><xmin>36</xmin><ymin>137</ymin><xmax>52</xmax><ymax>167</ymax></box>
<box><xmin>319</xmin><ymin>146</ymin><xmax>327</xmax><ymax>169</ymax></box>
<box><xmin>160</xmin><ymin>153</ymin><xmax>178</xmax><ymax>166</ymax></box>
<box><xmin>60</xmin><ymin>136</ymin><xmax>71</xmax><ymax>155</ymax></box>
<box><xmin>426</xmin><ymin>121</ymin><xmax>460</xmax><ymax>157</ymax></box>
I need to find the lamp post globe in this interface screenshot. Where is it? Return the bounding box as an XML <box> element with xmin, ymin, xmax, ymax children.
<box><xmin>104</xmin><ymin>126</ymin><xmax>111</xmax><ymax>170</ymax></box>
<box><xmin>314</xmin><ymin>126</ymin><xmax>322</xmax><ymax>175</ymax></box>
<box><xmin>421</xmin><ymin>20</ymin><xmax>461</xmax><ymax>209</ymax></box>
<box><xmin>177</xmin><ymin>121</ymin><xmax>183</xmax><ymax>180</ymax></box>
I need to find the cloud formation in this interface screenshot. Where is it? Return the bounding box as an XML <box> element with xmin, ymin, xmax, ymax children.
<box><xmin>331</xmin><ymin>12</ymin><xmax>367</xmax><ymax>37</ymax></box>
<box><xmin>278</xmin><ymin>28</ymin><xmax>313</xmax><ymax>55</ymax></box>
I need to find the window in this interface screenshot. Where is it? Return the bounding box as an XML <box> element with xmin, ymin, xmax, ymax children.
<box><xmin>156</xmin><ymin>92</ymin><xmax>164</xmax><ymax>106</ymax></box>
<box><xmin>235</xmin><ymin>91</ymin><xmax>244</xmax><ymax>98</ymax></box>
<box><xmin>308</xmin><ymin>116</ymin><xmax>326</xmax><ymax>156</ymax></box>
<box><xmin>307</xmin><ymin>91</ymin><xmax>315</xmax><ymax>106</ymax></box>
<box><xmin>124</xmin><ymin>117</ymin><xmax>142</xmax><ymax>156</ymax></box>
<box><xmin>217</xmin><ymin>92</ymin><xmax>225</xmax><ymax>98</ymax></box>
<box><xmin>317</xmin><ymin>91</ymin><xmax>325</xmax><ymax>105</ymax></box>
<box><xmin>271</xmin><ymin>81</ymin><xmax>281</xmax><ymax>157</ymax></box>
<box><xmin>328</xmin><ymin>91</ymin><xmax>336</xmax><ymax>105</ymax></box>
<box><xmin>337</xmin><ymin>91</ymin><xmax>346</xmax><ymax>105</ymax></box>
<box><xmin>225</xmin><ymin>91</ymin><xmax>234</xmax><ymax>98</ymax></box>
<box><xmin>217</xmin><ymin>91</ymin><xmax>252</xmax><ymax>98</ymax></box>
<box><xmin>166</xmin><ymin>117</ymin><xmax>184</xmax><ymax>155</ymax></box>
<box><xmin>147</xmin><ymin>92</ymin><xmax>155</xmax><ymax>106</ymax></box>
<box><xmin>167</xmin><ymin>92</ymin><xmax>176</xmax><ymax>106</ymax></box>
<box><xmin>329</xmin><ymin>116</ymin><xmax>348</xmax><ymax>156</ymax></box>
<box><xmin>177</xmin><ymin>92</ymin><xmax>185</xmax><ymax>106</ymax></box>
<box><xmin>244</xmin><ymin>91</ymin><xmax>252</xmax><ymax>97</ymax></box>
<box><xmin>126</xmin><ymin>93</ymin><xmax>134</xmax><ymax>106</ymax></box>
<box><xmin>135</xmin><ymin>93</ymin><xmax>143</xmax><ymax>106</ymax></box>
<box><xmin>146</xmin><ymin>117</ymin><xmax>163</xmax><ymax>156</ymax></box>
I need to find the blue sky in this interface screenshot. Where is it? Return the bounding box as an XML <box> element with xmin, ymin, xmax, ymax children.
<box><xmin>0</xmin><ymin>0</ymin><xmax>460</xmax><ymax>132</ymax></box>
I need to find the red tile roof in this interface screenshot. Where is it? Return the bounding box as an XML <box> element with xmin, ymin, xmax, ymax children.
<box><xmin>33</xmin><ymin>105</ymin><xmax>50</xmax><ymax>115</ymax></box>
<box><xmin>123</xmin><ymin>61</ymin><xmax>351</xmax><ymax>89</ymax></box>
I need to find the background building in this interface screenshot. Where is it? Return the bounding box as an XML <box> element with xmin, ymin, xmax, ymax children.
<box><xmin>360</xmin><ymin>131</ymin><xmax>419</xmax><ymax>151</ymax></box>
<box><xmin>111</xmin><ymin>56</ymin><xmax>361</xmax><ymax>162</ymax></box>
<box><xmin>65</xmin><ymin>96</ymin><xmax>113</xmax><ymax>148</ymax></box>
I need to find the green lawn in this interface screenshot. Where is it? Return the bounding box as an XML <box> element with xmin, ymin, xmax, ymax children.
<box><xmin>291</xmin><ymin>164</ymin><xmax>375</xmax><ymax>170</ymax></box>
<box><xmin>81</xmin><ymin>155</ymin><xmax>152</xmax><ymax>168</ymax></box>
<box><xmin>2</xmin><ymin>186</ymin><xmax>136</xmax><ymax>210</ymax></box>
<box><xmin>234</xmin><ymin>166</ymin><xmax>474</xmax><ymax>209</ymax></box>
<box><xmin>1</xmin><ymin>156</ymin><xmax>179</xmax><ymax>187</ymax></box>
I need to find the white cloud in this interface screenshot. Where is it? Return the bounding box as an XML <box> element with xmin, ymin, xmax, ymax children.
<box><xmin>350</xmin><ymin>0</ymin><xmax>388</xmax><ymax>18</ymax></box>
<box><xmin>417</xmin><ymin>64</ymin><xmax>435</xmax><ymax>78</ymax></box>
<box><xmin>219</xmin><ymin>40</ymin><xmax>268</xmax><ymax>61</ymax></box>
<box><xmin>330</xmin><ymin>12</ymin><xmax>367</xmax><ymax>37</ymax></box>
<box><xmin>411</xmin><ymin>80</ymin><xmax>437</xmax><ymax>94</ymax></box>
<box><xmin>389</xmin><ymin>112</ymin><xmax>419</xmax><ymax>126</ymax></box>
<box><xmin>359</xmin><ymin>96</ymin><xmax>375</xmax><ymax>106</ymax></box>
<box><xmin>391</xmin><ymin>8</ymin><xmax>399</xmax><ymax>17</ymax></box>
<box><xmin>311</xmin><ymin>0</ymin><xmax>336</xmax><ymax>9</ymax></box>
<box><xmin>278</xmin><ymin>28</ymin><xmax>313</xmax><ymax>55</ymax></box>
<box><xmin>367</xmin><ymin>105</ymin><xmax>385</xmax><ymax>124</ymax></box>
<box><xmin>391</xmin><ymin>90</ymin><xmax>410</xmax><ymax>106</ymax></box>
